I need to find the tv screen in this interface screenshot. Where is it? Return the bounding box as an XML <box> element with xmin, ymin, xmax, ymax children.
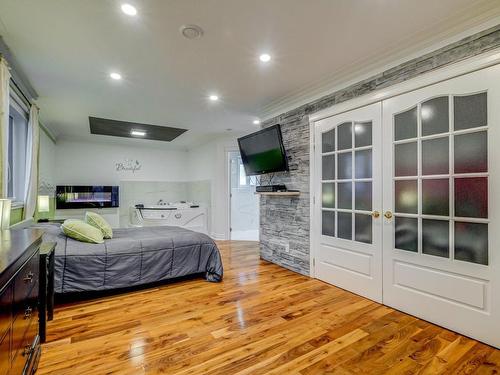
<box><xmin>237</xmin><ymin>124</ymin><xmax>288</xmax><ymax>176</ymax></box>
<box><xmin>56</xmin><ymin>185</ymin><xmax>119</xmax><ymax>209</ymax></box>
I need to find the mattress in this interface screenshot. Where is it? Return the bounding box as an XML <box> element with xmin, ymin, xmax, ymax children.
<box><xmin>35</xmin><ymin>223</ymin><xmax>223</xmax><ymax>293</ymax></box>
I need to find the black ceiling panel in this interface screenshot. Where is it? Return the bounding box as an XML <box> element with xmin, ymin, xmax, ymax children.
<box><xmin>89</xmin><ymin>117</ymin><xmax>187</xmax><ymax>142</ymax></box>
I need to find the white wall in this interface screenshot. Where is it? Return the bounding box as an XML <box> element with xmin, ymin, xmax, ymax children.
<box><xmin>55</xmin><ymin>140</ymin><xmax>189</xmax><ymax>185</ymax></box>
<box><xmin>187</xmin><ymin>135</ymin><xmax>239</xmax><ymax>239</ymax></box>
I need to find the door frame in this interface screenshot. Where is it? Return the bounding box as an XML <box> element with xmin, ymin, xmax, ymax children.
<box><xmin>226</xmin><ymin>148</ymin><xmax>260</xmax><ymax>241</ymax></box>
<box><xmin>309</xmin><ymin>47</ymin><xmax>500</xmax><ymax>277</ymax></box>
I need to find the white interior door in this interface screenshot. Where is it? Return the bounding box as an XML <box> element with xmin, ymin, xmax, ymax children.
<box><xmin>382</xmin><ymin>64</ymin><xmax>500</xmax><ymax>348</ymax></box>
<box><xmin>314</xmin><ymin>102</ymin><xmax>383</xmax><ymax>302</ymax></box>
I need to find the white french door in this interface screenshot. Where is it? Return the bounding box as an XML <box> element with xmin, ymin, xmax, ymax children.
<box><xmin>313</xmin><ymin>64</ymin><xmax>500</xmax><ymax>348</ymax></box>
<box><xmin>382</xmin><ymin>65</ymin><xmax>500</xmax><ymax>348</ymax></box>
<box><xmin>314</xmin><ymin>102</ymin><xmax>383</xmax><ymax>302</ymax></box>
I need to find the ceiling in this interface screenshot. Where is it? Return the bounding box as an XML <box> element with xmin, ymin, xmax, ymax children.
<box><xmin>1</xmin><ymin>0</ymin><xmax>499</xmax><ymax>149</ymax></box>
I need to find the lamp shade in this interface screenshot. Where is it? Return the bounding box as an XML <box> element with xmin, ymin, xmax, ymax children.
<box><xmin>38</xmin><ymin>195</ymin><xmax>50</xmax><ymax>213</ymax></box>
<box><xmin>0</xmin><ymin>199</ymin><xmax>11</xmax><ymax>230</ymax></box>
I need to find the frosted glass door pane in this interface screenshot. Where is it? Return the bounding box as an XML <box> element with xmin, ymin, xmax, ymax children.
<box><xmin>395</xmin><ymin>142</ymin><xmax>417</xmax><ymax>176</ymax></box>
<box><xmin>454</xmin><ymin>177</ymin><xmax>488</xmax><ymax>218</ymax></box>
<box><xmin>322</xmin><ymin>183</ymin><xmax>335</xmax><ymax>208</ymax></box>
<box><xmin>322</xmin><ymin>211</ymin><xmax>335</xmax><ymax>237</ymax></box>
<box><xmin>338</xmin><ymin>212</ymin><xmax>352</xmax><ymax>240</ymax></box>
<box><xmin>338</xmin><ymin>152</ymin><xmax>352</xmax><ymax>179</ymax></box>
<box><xmin>422</xmin><ymin>219</ymin><xmax>449</xmax><ymax>258</ymax></box>
<box><xmin>395</xmin><ymin>217</ymin><xmax>418</xmax><ymax>252</ymax></box>
<box><xmin>355</xmin><ymin>182</ymin><xmax>372</xmax><ymax>211</ymax></box>
<box><xmin>355</xmin><ymin>150</ymin><xmax>372</xmax><ymax>179</ymax></box>
<box><xmin>422</xmin><ymin>179</ymin><xmax>449</xmax><ymax>216</ymax></box>
<box><xmin>421</xmin><ymin>97</ymin><xmax>449</xmax><ymax>136</ymax></box>
<box><xmin>394</xmin><ymin>107</ymin><xmax>417</xmax><ymax>141</ymax></box>
<box><xmin>322</xmin><ymin>128</ymin><xmax>335</xmax><ymax>152</ymax></box>
<box><xmin>338</xmin><ymin>182</ymin><xmax>352</xmax><ymax>209</ymax></box>
<box><xmin>355</xmin><ymin>214</ymin><xmax>372</xmax><ymax>244</ymax></box>
<box><xmin>422</xmin><ymin>137</ymin><xmax>449</xmax><ymax>175</ymax></box>
<box><xmin>395</xmin><ymin>180</ymin><xmax>418</xmax><ymax>214</ymax></box>
<box><xmin>322</xmin><ymin>155</ymin><xmax>335</xmax><ymax>180</ymax></box>
<box><xmin>354</xmin><ymin>122</ymin><xmax>372</xmax><ymax>147</ymax></box>
<box><xmin>455</xmin><ymin>222</ymin><xmax>488</xmax><ymax>265</ymax></box>
<box><xmin>454</xmin><ymin>131</ymin><xmax>487</xmax><ymax>173</ymax></box>
<box><xmin>454</xmin><ymin>93</ymin><xmax>487</xmax><ymax>130</ymax></box>
<box><xmin>338</xmin><ymin>122</ymin><xmax>352</xmax><ymax>150</ymax></box>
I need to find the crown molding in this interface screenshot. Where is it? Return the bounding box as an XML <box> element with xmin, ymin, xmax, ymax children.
<box><xmin>260</xmin><ymin>10</ymin><xmax>500</xmax><ymax>121</ymax></box>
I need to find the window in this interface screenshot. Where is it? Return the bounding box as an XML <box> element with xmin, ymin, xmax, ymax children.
<box><xmin>8</xmin><ymin>92</ymin><xmax>29</xmax><ymax>204</ymax></box>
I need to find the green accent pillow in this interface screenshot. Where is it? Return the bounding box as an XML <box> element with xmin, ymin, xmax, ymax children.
<box><xmin>85</xmin><ymin>211</ymin><xmax>113</xmax><ymax>239</ymax></box>
<box><xmin>61</xmin><ymin>219</ymin><xmax>104</xmax><ymax>244</ymax></box>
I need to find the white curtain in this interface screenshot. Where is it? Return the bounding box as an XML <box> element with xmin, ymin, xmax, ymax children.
<box><xmin>23</xmin><ymin>104</ymin><xmax>39</xmax><ymax>219</ymax></box>
<box><xmin>0</xmin><ymin>57</ymin><xmax>10</xmax><ymax>198</ymax></box>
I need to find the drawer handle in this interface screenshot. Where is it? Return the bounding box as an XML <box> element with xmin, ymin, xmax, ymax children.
<box><xmin>24</xmin><ymin>306</ymin><xmax>33</xmax><ymax>319</ymax></box>
<box><xmin>24</xmin><ymin>271</ymin><xmax>34</xmax><ymax>283</ymax></box>
<box><xmin>22</xmin><ymin>345</ymin><xmax>32</xmax><ymax>357</ymax></box>
<box><xmin>175</xmin><ymin>213</ymin><xmax>182</xmax><ymax>219</ymax></box>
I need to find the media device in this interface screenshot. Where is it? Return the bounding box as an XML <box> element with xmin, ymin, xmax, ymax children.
<box><xmin>255</xmin><ymin>184</ymin><xmax>287</xmax><ymax>193</ymax></box>
<box><xmin>238</xmin><ymin>124</ymin><xmax>289</xmax><ymax>176</ymax></box>
<box><xmin>56</xmin><ymin>185</ymin><xmax>119</xmax><ymax>209</ymax></box>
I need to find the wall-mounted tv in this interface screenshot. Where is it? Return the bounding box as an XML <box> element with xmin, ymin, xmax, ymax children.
<box><xmin>56</xmin><ymin>186</ymin><xmax>119</xmax><ymax>209</ymax></box>
<box><xmin>237</xmin><ymin>124</ymin><xmax>289</xmax><ymax>176</ymax></box>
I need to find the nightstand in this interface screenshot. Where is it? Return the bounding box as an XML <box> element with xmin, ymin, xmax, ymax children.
<box><xmin>39</xmin><ymin>242</ymin><xmax>56</xmax><ymax>343</ymax></box>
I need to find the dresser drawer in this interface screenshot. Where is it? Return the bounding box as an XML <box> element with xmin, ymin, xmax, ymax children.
<box><xmin>0</xmin><ymin>284</ymin><xmax>12</xmax><ymax>339</ymax></box>
<box><xmin>12</xmin><ymin>286</ymin><xmax>38</xmax><ymax>361</ymax></box>
<box><xmin>12</xmin><ymin>318</ymin><xmax>38</xmax><ymax>375</ymax></box>
<box><xmin>13</xmin><ymin>255</ymin><xmax>39</xmax><ymax>305</ymax></box>
<box><xmin>0</xmin><ymin>330</ymin><xmax>10</xmax><ymax>375</ymax></box>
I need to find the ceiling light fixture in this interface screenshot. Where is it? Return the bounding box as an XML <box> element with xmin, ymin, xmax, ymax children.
<box><xmin>180</xmin><ymin>24</ymin><xmax>204</xmax><ymax>39</ymax></box>
<box><xmin>209</xmin><ymin>94</ymin><xmax>219</xmax><ymax>101</ymax></box>
<box><xmin>253</xmin><ymin>120</ymin><xmax>261</xmax><ymax>125</ymax></box>
<box><xmin>121</xmin><ymin>3</ymin><xmax>137</xmax><ymax>16</ymax></box>
<box><xmin>131</xmin><ymin>129</ymin><xmax>146</xmax><ymax>136</ymax></box>
<box><xmin>110</xmin><ymin>72</ymin><xmax>122</xmax><ymax>80</ymax></box>
<box><xmin>259</xmin><ymin>53</ymin><xmax>271</xmax><ymax>63</ymax></box>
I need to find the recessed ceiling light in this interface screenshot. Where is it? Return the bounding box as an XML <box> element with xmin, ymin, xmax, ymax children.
<box><xmin>253</xmin><ymin>119</ymin><xmax>261</xmax><ymax>125</ymax></box>
<box><xmin>110</xmin><ymin>72</ymin><xmax>122</xmax><ymax>80</ymax></box>
<box><xmin>209</xmin><ymin>94</ymin><xmax>219</xmax><ymax>101</ymax></box>
<box><xmin>259</xmin><ymin>53</ymin><xmax>271</xmax><ymax>63</ymax></box>
<box><xmin>121</xmin><ymin>3</ymin><xmax>137</xmax><ymax>16</ymax></box>
<box><xmin>131</xmin><ymin>129</ymin><xmax>146</xmax><ymax>136</ymax></box>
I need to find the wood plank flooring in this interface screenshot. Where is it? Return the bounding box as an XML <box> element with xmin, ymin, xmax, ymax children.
<box><xmin>38</xmin><ymin>241</ymin><xmax>500</xmax><ymax>374</ymax></box>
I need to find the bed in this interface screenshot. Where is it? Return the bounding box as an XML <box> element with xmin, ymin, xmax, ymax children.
<box><xmin>35</xmin><ymin>223</ymin><xmax>223</xmax><ymax>294</ymax></box>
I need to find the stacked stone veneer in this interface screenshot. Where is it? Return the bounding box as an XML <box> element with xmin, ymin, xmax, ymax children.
<box><xmin>260</xmin><ymin>24</ymin><xmax>500</xmax><ymax>276</ymax></box>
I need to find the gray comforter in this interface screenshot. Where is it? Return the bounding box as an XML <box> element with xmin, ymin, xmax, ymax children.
<box><xmin>37</xmin><ymin>223</ymin><xmax>223</xmax><ymax>293</ymax></box>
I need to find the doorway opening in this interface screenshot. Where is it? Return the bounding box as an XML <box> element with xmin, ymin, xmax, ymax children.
<box><xmin>228</xmin><ymin>150</ymin><xmax>259</xmax><ymax>241</ymax></box>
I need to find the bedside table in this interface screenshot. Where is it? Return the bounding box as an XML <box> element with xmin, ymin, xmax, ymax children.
<box><xmin>39</xmin><ymin>242</ymin><xmax>56</xmax><ymax>343</ymax></box>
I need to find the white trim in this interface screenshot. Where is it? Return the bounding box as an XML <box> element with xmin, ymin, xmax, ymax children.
<box><xmin>225</xmin><ymin>146</ymin><xmax>239</xmax><ymax>240</ymax></box>
<box><xmin>309</xmin><ymin>115</ymin><xmax>316</xmax><ymax>277</ymax></box>
<box><xmin>310</xmin><ymin>48</ymin><xmax>500</xmax><ymax>122</ymax></box>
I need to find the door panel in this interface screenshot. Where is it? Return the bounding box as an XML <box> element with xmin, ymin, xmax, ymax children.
<box><xmin>314</xmin><ymin>102</ymin><xmax>383</xmax><ymax>302</ymax></box>
<box><xmin>382</xmin><ymin>64</ymin><xmax>500</xmax><ymax>348</ymax></box>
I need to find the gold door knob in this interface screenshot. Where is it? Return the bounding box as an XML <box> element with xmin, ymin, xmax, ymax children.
<box><xmin>384</xmin><ymin>211</ymin><xmax>393</xmax><ymax>220</ymax></box>
<box><xmin>372</xmin><ymin>211</ymin><xmax>380</xmax><ymax>218</ymax></box>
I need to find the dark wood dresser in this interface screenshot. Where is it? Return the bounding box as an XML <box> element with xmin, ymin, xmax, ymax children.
<box><xmin>0</xmin><ymin>229</ymin><xmax>44</xmax><ymax>375</ymax></box>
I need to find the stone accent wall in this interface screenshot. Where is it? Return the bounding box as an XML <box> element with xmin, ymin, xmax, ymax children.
<box><xmin>260</xmin><ymin>24</ymin><xmax>500</xmax><ymax>276</ymax></box>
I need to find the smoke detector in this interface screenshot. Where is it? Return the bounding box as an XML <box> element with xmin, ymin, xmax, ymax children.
<box><xmin>180</xmin><ymin>25</ymin><xmax>204</xmax><ymax>39</ymax></box>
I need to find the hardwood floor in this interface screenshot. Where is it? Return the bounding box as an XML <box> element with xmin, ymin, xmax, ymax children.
<box><xmin>38</xmin><ymin>241</ymin><xmax>499</xmax><ymax>374</ymax></box>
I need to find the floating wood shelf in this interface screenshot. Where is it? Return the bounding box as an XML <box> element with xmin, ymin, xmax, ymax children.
<box><xmin>255</xmin><ymin>191</ymin><xmax>300</xmax><ymax>196</ymax></box>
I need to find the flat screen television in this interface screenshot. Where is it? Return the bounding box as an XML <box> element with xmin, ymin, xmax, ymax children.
<box><xmin>237</xmin><ymin>124</ymin><xmax>289</xmax><ymax>176</ymax></box>
<box><xmin>56</xmin><ymin>185</ymin><xmax>119</xmax><ymax>209</ymax></box>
